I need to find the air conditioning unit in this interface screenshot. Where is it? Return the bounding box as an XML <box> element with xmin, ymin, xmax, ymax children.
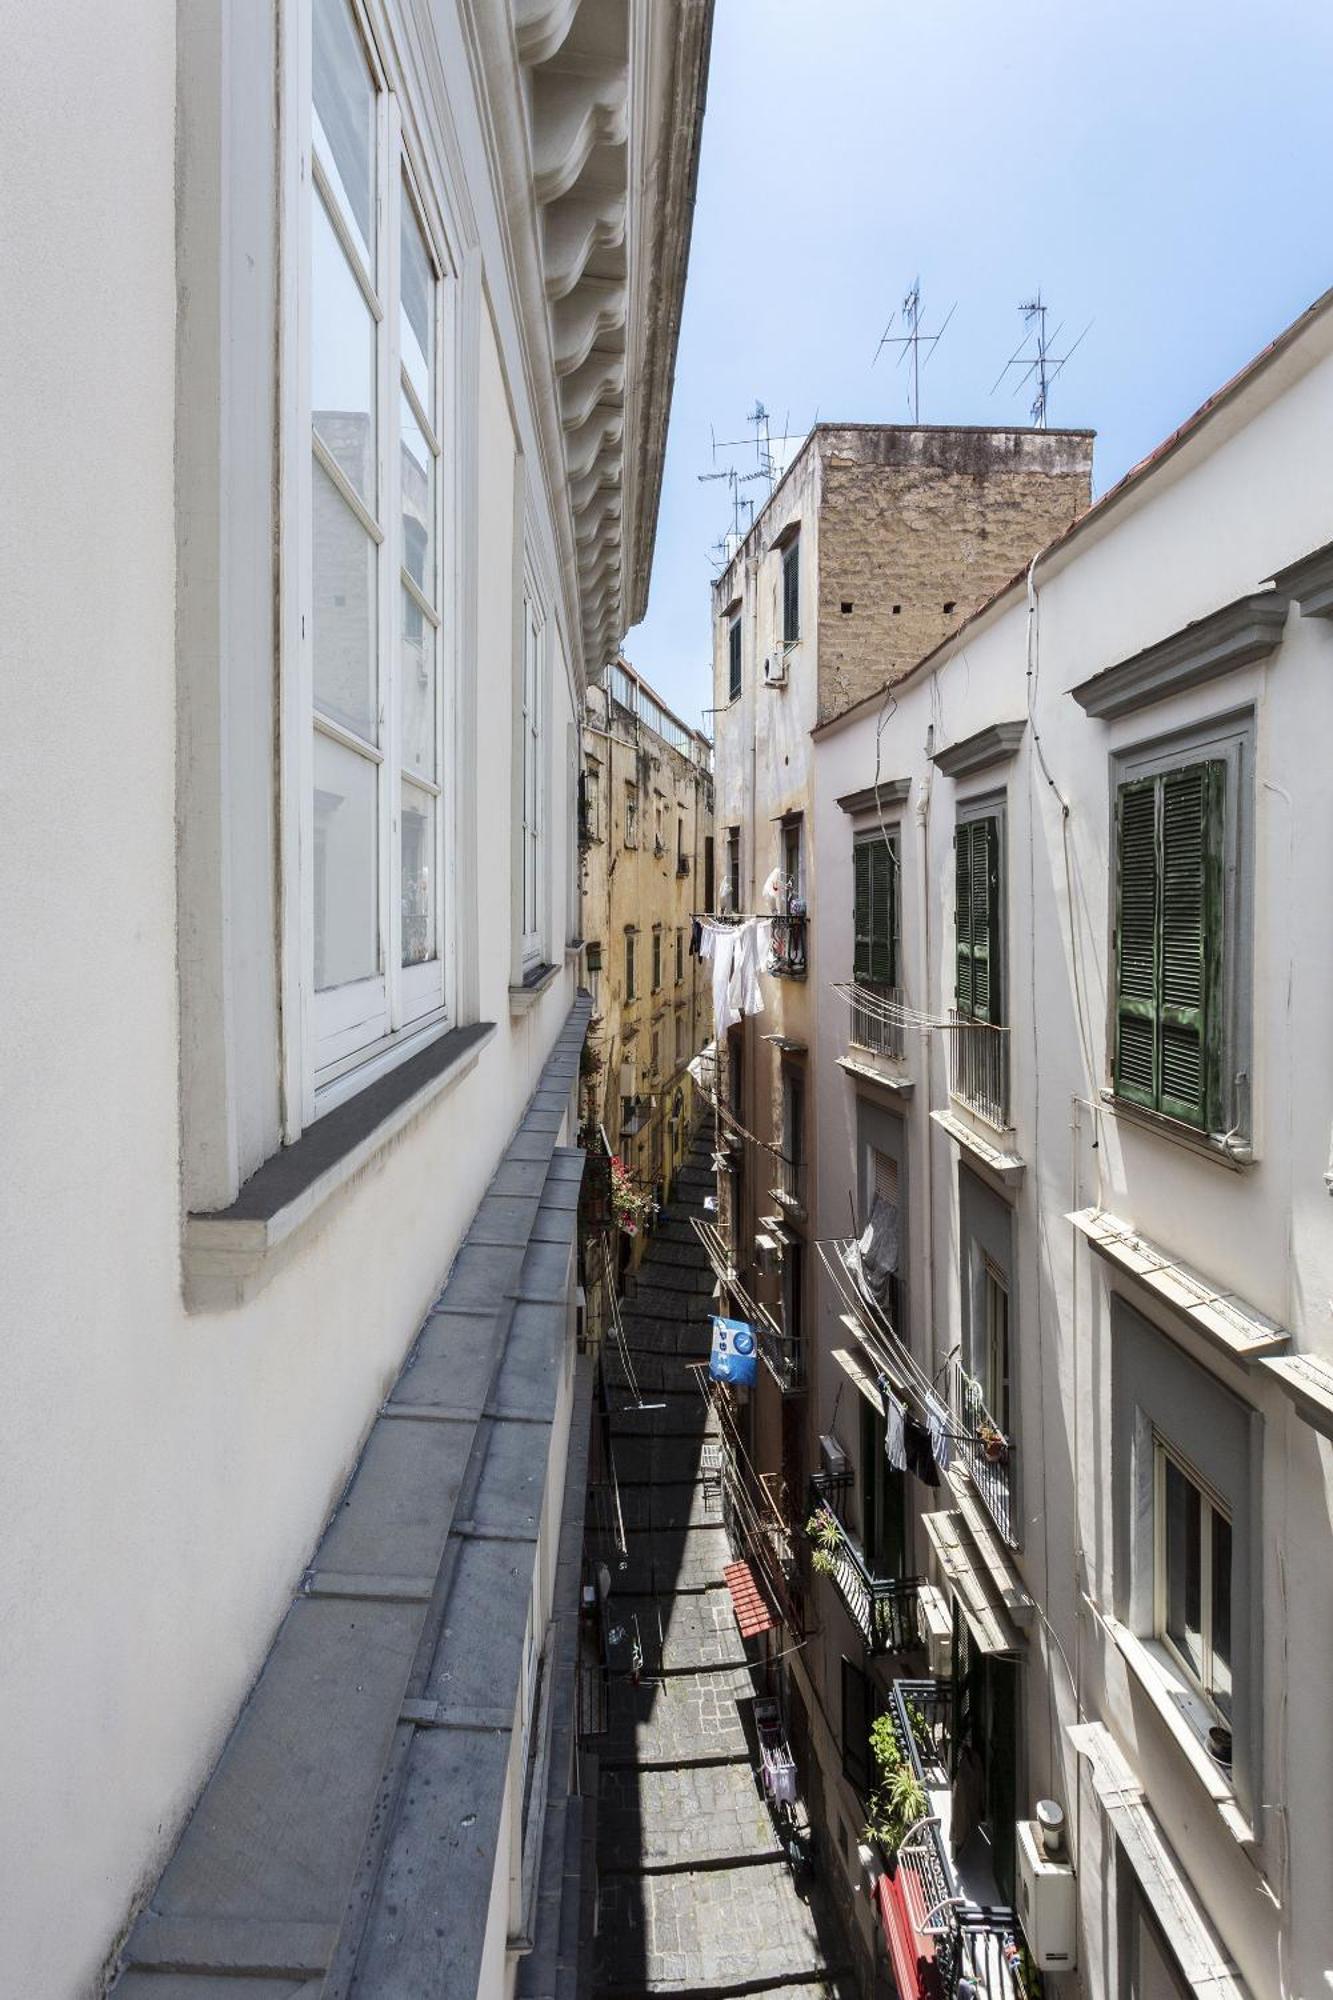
<box><xmin>1016</xmin><ymin>1813</ymin><xmax>1077</xmax><ymax>1972</ymax></box>
<box><xmin>819</xmin><ymin>1434</ymin><xmax>849</xmax><ymax>1483</ymax></box>
<box><xmin>763</xmin><ymin>652</ymin><xmax>787</xmax><ymax>688</ymax></box>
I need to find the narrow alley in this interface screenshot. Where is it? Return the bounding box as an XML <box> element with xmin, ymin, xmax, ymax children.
<box><xmin>590</xmin><ymin>1131</ymin><xmax>853</xmax><ymax>2000</ymax></box>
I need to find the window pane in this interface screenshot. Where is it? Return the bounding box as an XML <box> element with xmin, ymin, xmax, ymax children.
<box><xmin>1211</xmin><ymin>1509</ymin><xmax>1232</xmax><ymax>1719</ymax></box>
<box><xmin>401</xmin><ymin>780</ymin><xmax>436</xmax><ymax>967</ymax></box>
<box><xmin>313</xmin><ymin>453</ymin><xmax>378</xmax><ymax>741</ymax></box>
<box><xmin>1163</xmin><ymin>1455</ymin><xmax>1203</xmax><ymax>1684</ymax></box>
<box><xmin>312</xmin><ymin>0</ymin><xmax>376</xmax><ymax>269</ymax></box>
<box><xmin>400</xmin><ymin>188</ymin><xmax>434</xmax><ymax>415</ymax></box>
<box><xmin>312</xmin><ymin>193</ymin><xmax>377</xmax><ymax>507</ymax></box>
<box><xmin>400</xmin><ymin>391</ymin><xmax>434</xmax><ymax>599</ymax></box>
<box><xmin>314</xmin><ymin>730</ymin><xmax>378</xmax><ymax>990</ymax></box>
<box><xmin>400</xmin><ymin>585</ymin><xmax>435</xmax><ymax>780</ymax></box>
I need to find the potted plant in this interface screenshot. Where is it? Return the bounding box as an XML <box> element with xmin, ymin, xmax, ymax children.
<box><xmin>805</xmin><ymin>1504</ymin><xmax>843</xmax><ymax>1576</ymax></box>
<box><xmin>978</xmin><ymin>1419</ymin><xmax>1009</xmax><ymax>1464</ymax></box>
<box><xmin>609</xmin><ymin>1156</ymin><xmax>654</xmax><ymax>1237</ymax></box>
<box><xmin>862</xmin><ymin>1713</ymin><xmax>928</xmax><ymax>1860</ymax></box>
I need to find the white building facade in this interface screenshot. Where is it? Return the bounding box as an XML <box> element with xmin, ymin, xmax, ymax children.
<box><xmin>0</xmin><ymin>0</ymin><xmax>710</xmax><ymax>1992</ymax></box>
<box><xmin>807</xmin><ymin>294</ymin><xmax>1333</xmax><ymax>1997</ymax></box>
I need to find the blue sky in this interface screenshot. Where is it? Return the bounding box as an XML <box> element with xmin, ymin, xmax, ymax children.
<box><xmin>625</xmin><ymin>0</ymin><xmax>1333</xmax><ymax>726</ymax></box>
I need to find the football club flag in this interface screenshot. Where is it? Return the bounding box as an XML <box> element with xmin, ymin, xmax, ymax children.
<box><xmin>709</xmin><ymin>1316</ymin><xmax>757</xmax><ymax>1387</ymax></box>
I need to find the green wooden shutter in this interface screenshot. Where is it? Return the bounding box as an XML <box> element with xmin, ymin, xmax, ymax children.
<box><xmin>1114</xmin><ymin>762</ymin><xmax>1224</xmax><ymax>1129</ymax></box>
<box><xmin>955</xmin><ymin>822</ymin><xmax>975</xmax><ymax>1015</ymax></box>
<box><xmin>869</xmin><ymin>839</ymin><xmax>894</xmax><ymax>984</ymax></box>
<box><xmin>853</xmin><ymin>840</ymin><xmax>873</xmax><ymax>983</ymax></box>
<box><xmin>971</xmin><ymin>816</ymin><xmax>999</xmax><ymax>1023</ymax></box>
<box><xmin>1159</xmin><ymin>761</ymin><xmax>1224</xmax><ymax>1128</ymax></box>
<box><xmin>1114</xmin><ymin>778</ymin><xmax>1159</xmax><ymax>1108</ymax></box>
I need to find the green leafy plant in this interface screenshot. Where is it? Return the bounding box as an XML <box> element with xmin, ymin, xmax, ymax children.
<box><xmin>862</xmin><ymin>1711</ymin><xmax>928</xmax><ymax>1856</ymax></box>
<box><xmin>805</xmin><ymin>1505</ymin><xmax>843</xmax><ymax>1576</ymax></box>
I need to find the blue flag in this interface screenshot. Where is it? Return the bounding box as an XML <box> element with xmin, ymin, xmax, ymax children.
<box><xmin>709</xmin><ymin>1316</ymin><xmax>757</xmax><ymax>1387</ymax></box>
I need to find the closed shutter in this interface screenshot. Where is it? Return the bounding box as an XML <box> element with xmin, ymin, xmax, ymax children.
<box><xmin>728</xmin><ymin>618</ymin><xmax>741</xmax><ymax>701</ymax></box>
<box><xmin>840</xmin><ymin>1656</ymin><xmax>872</xmax><ymax>1793</ymax></box>
<box><xmin>869</xmin><ymin>840</ymin><xmax>895</xmax><ymax>985</ymax></box>
<box><xmin>1113</xmin><ymin>761</ymin><xmax>1224</xmax><ymax>1130</ymax></box>
<box><xmin>853</xmin><ymin>839</ymin><xmax>873</xmax><ymax>983</ymax></box>
<box><xmin>783</xmin><ymin>542</ymin><xmax>800</xmax><ymax>644</ymax></box>
<box><xmin>956</xmin><ymin>817</ymin><xmax>999</xmax><ymax>1020</ymax></box>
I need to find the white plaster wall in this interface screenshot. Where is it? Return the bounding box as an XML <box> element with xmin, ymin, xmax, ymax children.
<box><xmin>0</xmin><ymin>22</ymin><xmax>582</xmax><ymax>1999</ymax></box>
<box><xmin>810</xmin><ymin>318</ymin><xmax>1333</xmax><ymax>1999</ymax></box>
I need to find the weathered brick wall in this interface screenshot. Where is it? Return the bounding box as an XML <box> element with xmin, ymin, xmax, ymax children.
<box><xmin>815</xmin><ymin>426</ymin><xmax>1093</xmax><ymax>723</ymax></box>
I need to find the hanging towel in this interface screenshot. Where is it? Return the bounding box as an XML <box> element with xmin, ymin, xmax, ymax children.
<box><xmin>925</xmin><ymin>1391</ymin><xmax>952</xmax><ymax>1473</ymax></box>
<box><xmin>727</xmin><ymin>917</ymin><xmax>769</xmax><ymax>1022</ymax></box>
<box><xmin>883</xmin><ymin>1383</ymin><xmax>907</xmax><ymax>1473</ymax></box>
<box><xmin>707</xmin><ymin>924</ymin><xmax>739</xmax><ymax>1040</ymax></box>
<box><xmin>902</xmin><ymin>1414</ymin><xmax>940</xmax><ymax>1487</ymax></box>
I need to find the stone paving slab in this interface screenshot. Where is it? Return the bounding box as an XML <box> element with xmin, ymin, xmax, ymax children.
<box><xmin>629</xmin><ymin>1262</ymin><xmax>716</xmax><ymax>1295</ymax></box>
<box><xmin>594</xmin><ymin>1859</ymin><xmax>837</xmax><ymax>1994</ymax></box>
<box><xmin>602</xmin><ymin>1668</ymin><xmax>752</xmax><ymax>1767</ymax></box>
<box><xmin>613</xmin><ymin>1523</ymin><xmax>729</xmax><ymax>1594</ymax></box>
<box><xmin>613</xmin><ymin>1435</ymin><xmax>711</xmax><ymax>1487</ymax></box>
<box><xmin>604</xmin><ymin>1350</ymin><xmax>709</xmax><ymax>1397</ymax></box>
<box><xmin>620</xmin><ymin>1315</ymin><xmax>713</xmax><ymax>1358</ymax></box>
<box><xmin>618</xmin><ymin>1588</ymin><xmax>747</xmax><ymax>1672</ymax></box>
<box><xmin>597</xmin><ymin>1761</ymin><xmax>780</xmax><ymax>1871</ymax></box>
<box><xmin>607</xmin><ymin>1389</ymin><xmax>709</xmax><ymax>1434</ymax></box>
<box><xmin>619</xmin><ymin>1482</ymin><xmax>723</xmax><ymax>1533</ymax></box>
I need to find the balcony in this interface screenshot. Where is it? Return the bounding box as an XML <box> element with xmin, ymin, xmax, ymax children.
<box><xmin>768</xmin><ymin>1147</ymin><xmax>803</xmax><ymax>1216</ymax></box>
<box><xmin>947</xmin><ymin>1011</ymin><xmax>1010</xmax><ymax>1128</ymax></box>
<box><xmin>768</xmin><ymin>911</ymin><xmax>807</xmax><ymax>977</ymax></box>
<box><xmin>949</xmin><ymin>1356</ymin><xmax>1015</xmax><ymax>1546</ymax></box>
<box><xmin>878</xmin><ymin>1678</ymin><xmax>1023</xmax><ymax>2000</ymax></box>
<box><xmin>807</xmin><ymin>1476</ymin><xmax>923</xmax><ymax>1654</ymax></box>
<box><xmin>756</xmin><ymin>1310</ymin><xmax>803</xmax><ymax>1395</ymax></box>
<box><xmin>846</xmin><ymin>980</ymin><xmax>906</xmax><ymax>1060</ymax></box>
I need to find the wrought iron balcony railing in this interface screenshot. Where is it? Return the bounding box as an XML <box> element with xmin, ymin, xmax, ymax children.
<box><xmin>808</xmin><ymin>1476</ymin><xmax>923</xmax><ymax>1655</ymax></box>
<box><xmin>756</xmin><ymin>1314</ymin><xmax>803</xmax><ymax>1395</ymax></box>
<box><xmin>946</xmin><ymin>1011</ymin><xmax>1010</xmax><ymax>1128</ymax></box>
<box><xmin>949</xmin><ymin>1356</ymin><xmax>1016</xmax><ymax>1547</ymax></box>
<box><xmin>841</xmin><ymin>979</ymin><xmax>906</xmax><ymax>1061</ymax></box>
<box><xmin>885</xmin><ymin>1679</ymin><xmax>1023</xmax><ymax>2000</ymax></box>
<box><xmin>768</xmin><ymin>911</ymin><xmax>807</xmax><ymax>978</ymax></box>
<box><xmin>768</xmin><ymin>1146</ymin><xmax>803</xmax><ymax>1214</ymax></box>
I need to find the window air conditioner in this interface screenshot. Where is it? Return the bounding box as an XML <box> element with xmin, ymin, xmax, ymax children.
<box><xmin>1016</xmin><ymin>1812</ymin><xmax>1077</xmax><ymax>1972</ymax></box>
<box><xmin>819</xmin><ymin>1434</ymin><xmax>849</xmax><ymax>1483</ymax></box>
<box><xmin>763</xmin><ymin>652</ymin><xmax>787</xmax><ymax>688</ymax></box>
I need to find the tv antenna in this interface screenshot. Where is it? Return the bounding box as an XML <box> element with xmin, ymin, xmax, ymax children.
<box><xmin>991</xmin><ymin>290</ymin><xmax>1090</xmax><ymax>428</ymax></box>
<box><xmin>709</xmin><ymin>400</ymin><xmax>810</xmax><ymax>497</ymax></box>
<box><xmin>873</xmin><ymin>279</ymin><xmax>956</xmax><ymax>423</ymax></box>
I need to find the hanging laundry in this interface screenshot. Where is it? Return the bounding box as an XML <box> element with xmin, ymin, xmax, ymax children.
<box><xmin>902</xmin><ymin>1413</ymin><xmax>940</xmax><ymax>1487</ymax></box>
<box><xmin>688</xmin><ymin>915</ymin><xmax>703</xmax><ymax>958</ymax></box>
<box><xmin>727</xmin><ymin>916</ymin><xmax>770</xmax><ymax>1022</ymax></box>
<box><xmin>847</xmin><ymin>1194</ymin><xmax>899</xmax><ymax>1322</ymax></box>
<box><xmin>925</xmin><ymin>1391</ymin><xmax>953</xmax><ymax>1473</ymax></box>
<box><xmin>883</xmin><ymin>1384</ymin><xmax>907</xmax><ymax>1473</ymax></box>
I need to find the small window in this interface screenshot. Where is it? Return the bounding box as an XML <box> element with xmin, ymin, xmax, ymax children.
<box><xmin>1154</xmin><ymin>1439</ymin><xmax>1232</xmax><ymax>1724</ymax></box>
<box><xmin>580</xmin><ymin>762</ymin><xmax>600</xmax><ymax>843</ymax></box>
<box><xmin>781</xmin><ymin>816</ymin><xmax>803</xmax><ymax>901</ymax></box>
<box><xmin>624</xmin><ymin>781</ymin><xmax>638</xmax><ymax>848</ymax></box>
<box><xmin>980</xmin><ymin>1257</ymin><xmax>1010</xmax><ymax>1437</ymax></box>
<box><xmin>725</xmin><ymin>827</ymin><xmax>741</xmax><ymax>912</ymax></box>
<box><xmin>651</xmin><ymin>1026</ymin><xmax>660</xmax><ymax>1078</ymax></box>
<box><xmin>625</xmin><ymin>931</ymin><xmax>637</xmax><ymax>1000</ymax></box>
<box><xmin>651</xmin><ymin>927</ymin><xmax>662</xmax><ymax>992</ymax></box>
<box><xmin>955</xmin><ymin>813</ymin><xmax>1002</xmax><ymax>1024</ymax></box>
<box><xmin>853</xmin><ymin>830</ymin><xmax>897</xmax><ymax>992</ymax></box>
<box><xmin>728</xmin><ymin>615</ymin><xmax>742</xmax><ymax>702</ymax></box>
<box><xmin>519</xmin><ymin>595</ymin><xmax>543</xmax><ymax>969</ymax></box>
<box><xmin>674</xmin><ymin>928</ymin><xmax>684</xmax><ymax>984</ymax></box>
<box><xmin>1113</xmin><ymin>761</ymin><xmax>1224</xmax><ymax>1132</ymax></box>
<box><xmin>675</xmin><ymin>1011</ymin><xmax>686</xmax><ymax>1063</ymax></box>
<box><xmin>782</xmin><ymin>538</ymin><xmax>800</xmax><ymax>646</ymax></box>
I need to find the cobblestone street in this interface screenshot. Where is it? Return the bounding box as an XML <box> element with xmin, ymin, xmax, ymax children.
<box><xmin>590</xmin><ymin>1133</ymin><xmax>852</xmax><ymax>2000</ymax></box>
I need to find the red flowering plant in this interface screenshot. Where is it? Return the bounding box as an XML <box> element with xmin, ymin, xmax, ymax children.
<box><xmin>610</xmin><ymin>1155</ymin><xmax>654</xmax><ymax>1237</ymax></box>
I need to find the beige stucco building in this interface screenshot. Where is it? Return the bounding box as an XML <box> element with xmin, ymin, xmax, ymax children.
<box><xmin>580</xmin><ymin>658</ymin><xmax>714</xmax><ymax>1271</ymax></box>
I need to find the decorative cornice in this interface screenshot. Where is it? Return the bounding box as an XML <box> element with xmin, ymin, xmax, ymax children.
<box><xmin>1070</xmin><ymin>590</ymin><xmax>1289</xmax><ymax>720</ymax></box>
<box><xmin>1268</xmin><ymin>538</ymin><xmax>1333</xmax><ymax>620</ymax></box>
<box><xmin>836</xmin><ymin>778</ymin><xmax>910</xmax><ymax>816</ymax></box>
<box><xmin>930</xmin><ymin>720</ymin><xmax>1026</xmax><ymax>780</ymax></box>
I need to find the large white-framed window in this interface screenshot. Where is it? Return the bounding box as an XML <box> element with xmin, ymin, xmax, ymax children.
<box><xmin>289</xmin><ymin>0</ymin><xmax>456</xmax><ymax>1121</ymax></box>
<box><xmin>1153</xmin><ymin>1436</ymin><xmax>1233</xmax><ymax>1724</ymax></box>
<box><xmin>520</xmin><ymin>583</ymin><xmax>545</xmax><ymax>971</ymax></box>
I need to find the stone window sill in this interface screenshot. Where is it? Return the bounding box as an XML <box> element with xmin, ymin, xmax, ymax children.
<box><xmin>1098</xmin><ymin>1089</ymin><xmax>1254</xmax><ymax>1171</ymax></box>
<box><xmin>1107</xmin><ymin>1614</ymin><xmax>1254</xmax><ymax>1848</ymax></box>
<box><xmin>509</xmin><ymin>962</ymin><xmax>561</xmax><ymax>1013</ymax></box>
<box><xmin>183</xmin><ymin>1021</ymin><xmax>495</xmax><ymax>1312</ymax></box>
<box><xmin>931</xmin><ymin>1105</ymin><xmax>1024</xmax><ymax>1186</ymax></box>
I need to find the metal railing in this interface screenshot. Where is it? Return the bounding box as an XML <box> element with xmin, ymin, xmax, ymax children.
<box><xmin>949</xmin><ymin>1357</ymin><xmax>1016</xmax><ymax>1546</ymax></box>
<box><xmin>844</xmin><ymin>980</ymin><xmax>906</xmax><ymax>1060</ymax></box>
<box><xmin>947</xmin><ymin>1012</ymin><xmax>1010</xmax><ymax>1128</ymax></box>
<box><xmin>888</xmin><ymin>1679</ymin><xmax>1023</xmax><ymax>2000</ymax></box>
<box><xmin>768</xmin><ymin>911</ymin><xmax>807</xmax><ymax>977</ymax></box>
<box><xmin>769</xmin><ymin>1147</ymin><xmax>803</xmax><ymax>1213</ymax></box>
<box><xmin>756</xmin><ymin>1315</ymin><xmax>803</xmax><ymax>1395</ymax></box>
<box><xmin>807</xmin><ymin>1477</ymin><xmax>924</xmax><ymax>1655</ymax></box>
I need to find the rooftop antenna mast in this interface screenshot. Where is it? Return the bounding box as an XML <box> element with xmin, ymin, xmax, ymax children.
<box><xmin>991</xmin><ymin>289</ymin><xmax>1091</xmax><ymax>428</ymax></box>
<box><xmin>873</xmin><ymin>278</ymin><xmax>956</xmax><ymax>423</ymax></box>
<box><xmin>698</xmin><ymin>422</ymin><xmax>765</xmax><ymax>559</ymax></box>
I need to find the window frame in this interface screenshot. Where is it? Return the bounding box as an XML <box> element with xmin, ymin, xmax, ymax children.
<box><xmin>1109</xmin><ymin>711</ymin><xmax>1253</xmax><ymax>1146</ymax></box>
<box><xmin>519</xmin><ymin>579</ymin><xmax>546</xmax><ymax>971</ymax></box>
<box><xmin>727</xmin><ymin>613</ymin><xmax>742</xmax><ymax>702</ymax></box>
<box><xmin>281</xmin><ymin>0</ymin><xmax>461</xmax><ymax>1128</ymax></box>
<box><xmin>1152</xmin><ymin>1436</ymin><xmax>1232</xmax><ymax>1725</ymax></box>
<box><xmin>852</xmin><ymin>826</ymin><xmax>898</xmax><ymax>990</ymax></box>
<box><xmin>651</xmin><ymin>926</ymin><xmax>663</xmax><ymax>993</ymax></box>
<box><xmin>953</xmin><ymin>797</ymin><xmax>1005</xmax><ymax>1026</ymax></box>
<box><xmin>624</xmin><ymin>779</ymin><xmax>638</xmax><ymax>849</ymax></box>
<box><xmin>624</xmin><ymin>929</ymin><xmax>637</xmax><ymax>1001</ymax></box>
<box><xmin>781</xmin><ymin>537</ymin><xmax>800</xmax><ymax>647</ymax></box>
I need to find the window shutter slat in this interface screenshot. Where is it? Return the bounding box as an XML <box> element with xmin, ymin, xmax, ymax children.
<box><xmin>969</xmin><ymin>820</ymin><xmax>992</xmax><ymax>1023</ymax></box>
<box><xmin>955</xmin><ymin>823</ymin><xmax>974</xmax><ymax>1015</ymax></box>
<box><xmin>1114</xmin><ymin>778</ymin><xmax>1160</xmax><ymax>1107</ymax></box>
<box><xmin>1159</xmin><ymin>760</ymin><xmax>1223</xmax><ymax>1129</ymax></box>
<box><xmin>853</xmin><ymin>840</ymin><xmax>872</xmax><ymax>983</ymax></box>
<box><xmin>869</xmin><ymin>840</ymin><xmax>893</xmax><ymax>985</ymax></box>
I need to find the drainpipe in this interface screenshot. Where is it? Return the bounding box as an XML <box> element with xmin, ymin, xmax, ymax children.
<box><xmin>917</xmin><ymin>733</ymin><xmax>936</xmax><ymax>1357</ymax></box>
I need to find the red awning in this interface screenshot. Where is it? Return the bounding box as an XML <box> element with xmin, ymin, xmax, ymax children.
<box><xmin>721</xmin><ymin>1560</ymin><xmax>776</xmax><ymax>1638</ymax></box>
<box><xmin>875</xmin><ymin>1860</ymin><xmax>946</xmax><ymax>2000</ymax></box>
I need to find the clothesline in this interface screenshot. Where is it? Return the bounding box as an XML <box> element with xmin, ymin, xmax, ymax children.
<box><xmin>830</xmin><ymin>980</ymin><xmax>1011</xmax><ymax>1037</ymax></box>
